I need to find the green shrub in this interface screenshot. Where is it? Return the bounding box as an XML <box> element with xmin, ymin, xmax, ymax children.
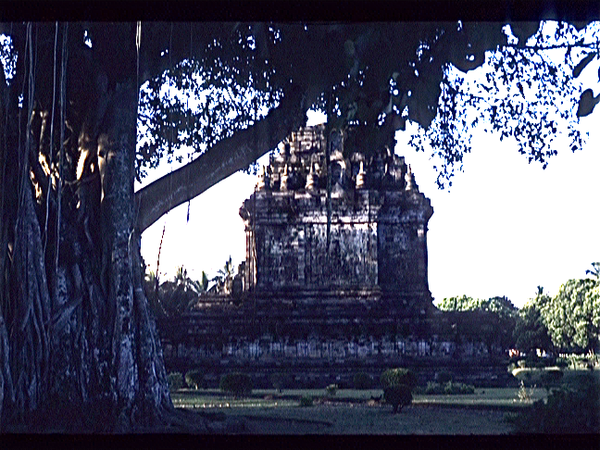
<box><xmin>443</xmin><ymin>381</ymin><xmax>475</xmax><ymax>395</ymax></box>
<box><xmin>423</xmin><ymin>381</ymin><xmax>475</xmax><ymax>395</ymax></box>
<box><xmin>167</xmin><ymin>372</ymin><xmax>185</xmax><ymax>391</ymax></box>
<box><xmin>424</xmin><ymin>381</ymin><xmax>444</xmax><ymax>395</ymax></box>
<box><xmin>555</xmin><ymin>357</ymin><xmax>569</xmax><ymax>369</ymax></box>
<box><xmin>506</xmin><ymin>374</ymin><xmax>599</xmax><ymax>433</ymax></box>
<box><xmin>270</xmin><ymin>372</ymin><xmax>293</xmax><ymax>392</ymax></box>
<box><xmin>325</xmin><ymin>384</ymin><xmax>338</xmax><ymax>397</ymax></box>
<box><xmin>299</xmin><ymin>395</ymin><xmax>313</xmax><ymax>407</ymax></box>
<box><xmin>219</xmin><ymin>372</ymin><xmax>253</xmax><ymax>397</ymax></box>
<box><xmin>353</xmin><ymin>372</ymin><xmax>373</xmax><ymax>390</ymax></box>
<box><xmin>384</xmin><ymin>385</ymin><xmax>413</xmax><ymax>414</ymax></box>
<box><xmin>380</xmin><ymin>368</ymin><xmax>418</xmax><ymax>390</ymax></box>
<box><xmin>512</xmin><ymin>367</ymin><xmax>564</xmax><ymax>387</ymax></box>
<box><xmin>184</xmin><ymin>369</ymin><xmax>204</xmax><ymax>390</ymax></box>
<box><xmin>435</xmin><ymin>371</ymin><xmax>453</xmax><ymax>384</ymax></box>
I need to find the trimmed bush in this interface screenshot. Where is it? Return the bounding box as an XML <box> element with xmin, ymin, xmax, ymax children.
<box><xmin>299</xmin><ymin>395</ymin><xmax>313</xmax><ymax>407</ymax></box>
<box><xmin>167</xmin><ymin>372</ymin><xmax>185</xmax><ymax>391</ymax></box>
<box><xmin>380</xmin><ymin>368</ymin><xmax>418</xmax><ymax>390</ymax></box>
<box><xmin>443</xmin><ymin>381</ymin><xmax>475</xmax><ymax>395</ymax></box>
<box><xmin>326</xmin><ymin>384</ymin><xmax>338</xmax><ymax>397</ymax></box>
<box><xmin>219</xmin><ymin>372</ymin><xmax>253</xmax><ymax>397</ymax></box>
<box><xmin>435</xmin><ymin>371</ymin><xmax>453</xmax><ymax>384</ymax></box>
<box><xmin>423</xmin><ymin>381</ymin><xmax>475</xmax><ymax>395</ymax></box>
<box><xmin>185</xmin><ymin>369</ymin><xmax>204</xmax><ymax>390</ymax></box>
<box><xmin>270</xmin><ymin>372</ymin><xmax>294</xmax><ymax>392</ymax></box>
<box><xmin>353</xmin><ymin>372</ymin><xmax>373</xmax><ymax>390</ymax></box>
<box><xmin>512</xmin><ymin>367</ymin><xmax>563</xmax><ymax>387</ymax></box>
<box><xmin>381</xmin><ymin>368</ymin><xmax>417</xmax><ymax>414</ymax></box>
<box><xmin>384</xmin><ymin>385</ymin><xmax>413</xmax><ymax>414</ymax></box>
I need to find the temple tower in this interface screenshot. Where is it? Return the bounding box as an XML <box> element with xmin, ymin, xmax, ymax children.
<box><xmin>239</xmin><ymin>125</ymin><xmax>434</xmax><ymax>310</ymax></box>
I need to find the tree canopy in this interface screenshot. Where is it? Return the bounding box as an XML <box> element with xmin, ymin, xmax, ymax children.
<box><xmin>513</xmin><ymin>294</ymin><xmax>554</xmax><ymax>353</ymax></box>
<box><xmin>436</xmin><ymin>295</ymin><xmax>518</xmax><ymax>350</ymax></box>
<box><xmin>540</xmin><ymin>277</ymin><xmax>600</xmax><ymax>352</ymax></box>
<box><xmin>131</xmin><ymin>18</ymin><xmax>600</xmax><ymax>230</ymax></box>
<box><xmin>2</xmin><ymin>18</ymin><xmax>599</xmax><ymax>233</ymax></box>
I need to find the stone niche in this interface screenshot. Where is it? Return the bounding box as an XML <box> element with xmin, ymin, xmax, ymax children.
<box><xmin>239</xmin><ymin>124</ymin><xmax>434</xmax><ymax>306</ymax></box>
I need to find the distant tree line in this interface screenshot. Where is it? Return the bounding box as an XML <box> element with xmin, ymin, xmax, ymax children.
<box><xmin>437</xmin><ymin>262</ymin><xmax>600</xmax><ymax>354</ymax></box>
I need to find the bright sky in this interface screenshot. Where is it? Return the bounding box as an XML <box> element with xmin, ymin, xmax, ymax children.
<box><xmin>138</xmin><ymin>24</ymin><xmax>600</xmax><ymax>309</ymax></box>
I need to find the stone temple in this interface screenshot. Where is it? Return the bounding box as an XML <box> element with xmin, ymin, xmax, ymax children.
<box><xmin>159</xmin><ymin>126</ymin><xmax>512</xmax><ymax>388</ymax></box>
<box><xmin>239</xmin><ymin>124</ymin><xmax>434</xmax><ymax>310</ymax></box>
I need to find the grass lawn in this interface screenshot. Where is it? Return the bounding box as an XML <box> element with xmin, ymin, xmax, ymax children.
<box><xmin>170</xmin><ymin>387</ymin><xmax>546</xmax><ymax>434</ymax></box>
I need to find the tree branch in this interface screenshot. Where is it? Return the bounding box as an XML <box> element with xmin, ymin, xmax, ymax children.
<box><xmin>134</xmin><ymin>89</ymin><xmax>307</xmax><ymax>233</ymax></box>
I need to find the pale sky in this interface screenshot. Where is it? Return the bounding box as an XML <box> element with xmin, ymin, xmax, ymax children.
<box><xmin>138</xmin><ymin>23</ymin><xmax>600</xmax><ymax>309</ymax></box>
<box><xmin>139</xmin><ymin>104</ymin><xmax>599</xmax><ymax>309</ymax></box>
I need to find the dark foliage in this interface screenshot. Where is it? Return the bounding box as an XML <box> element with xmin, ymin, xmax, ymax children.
<box><xmin>506</xmin><ymin>373</ymin><xmax>599</xmax><ymax>433</ymax></box>
<box><xmin>384</xmin><ymin>385</ymin><xmax>413</xmax><ymax>414</ymax></box>
<box><xmin>438</xmin><ymin>295</ymin><xmax>518</xmax><ymax>351</ymax></box>
<box><xmin>219</xmin><ymin>372</ymin><xmax>253</xmax><ymax>397</ymax></box>
<box><xmin>380</xmin><ymin>368</ymin><xmax>418</xmax><ymax>390</ymax></box>
<box><xmin>167</xmin><ymin>372</ymin><xmax>185</xmax><ymax>391</ymax></box>
<box><xmin>184</xmin><ymin>369</ymin><xmax>204</xmax><ymax>390</ymax></box>
<box><xmin>422</xmin><ymin>381</ymin><xmax>475</xmax><ymax>395</ymax></box>
<box><xmin>353</xmin><ymin>372</ymin><xmax>373</xmax><ymax>390</ymax></box>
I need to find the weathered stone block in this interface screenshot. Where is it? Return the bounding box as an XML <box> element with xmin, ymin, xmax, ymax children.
<box><xmin>239</xmin><ymin>125</ymin><xmax>433</xmax><ymax>304</ymax></box>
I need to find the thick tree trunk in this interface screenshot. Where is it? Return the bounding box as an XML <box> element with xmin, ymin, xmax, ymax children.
<box><xmin>0</xmin><ymin>28</ymin><xmax>176</xmax><ymax>431</ymax></box>
<box><xmin>100</xmin><ymin>81</ymin><xmax>173</xmax><ymax>430</ymax></box>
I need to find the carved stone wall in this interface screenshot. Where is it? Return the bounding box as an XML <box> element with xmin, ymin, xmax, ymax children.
<box><xmin>239</xmin><ymin>125</ymin><xmax>433</xmax><ymax>303</ymax></box>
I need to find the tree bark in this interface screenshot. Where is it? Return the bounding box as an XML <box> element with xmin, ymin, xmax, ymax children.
<box><xmin>0</xmin><ymin>24</ymin><xmax>178</xmax><ymax>432</ymax></box>
<box><xmin>100</xmin><ymin>81</ymin><xmax>173</xmax><ymax>430</ymax></box>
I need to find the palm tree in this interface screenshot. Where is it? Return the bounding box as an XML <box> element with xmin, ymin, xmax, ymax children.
<box><xmin>152</xmin><ymin>265</ymin><xmax>209</xmax><ymax>317</ymax></box>
<box><xmin>211</xmin><ymin>256</ymin><xmax>235</xmax><ymax>284</ymax></box>
<box><xmin>174</xmin><ymin>265</ymin><xmax>208</xmax><ymax>294</ymax></box>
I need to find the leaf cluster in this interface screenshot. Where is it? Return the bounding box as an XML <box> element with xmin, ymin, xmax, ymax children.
<box><xmin>184</xmin><ymin>369</ymin><xmax>205</xmax><ymax>390</ymax></box>
<box><xmin>219</xmin><ymin>372</ymin><xmax>253</xmax><ymax>397</ymax></box>
<box><xmin>380</xmin><ymin>368</ymin><xmax>418</xmax><ymax>390</ymax></box>
<box><xmin>539</xmin><ymin>278</ymin><xmax>599</xmax><ymax>352</ymax></box>
<box><xmin>144</xmin><ymin>265</ymin><xmax>208</xmax><ymax>319</ymax></box>
<box><xmin>437</xmin><ymin>295</ymin><xmax>518</xmax><ymax>348</ymax></box>
<box><xmin>513</xmin><ymin>295</ymin><xmax>553</xmax><ymax>353</ymax></box>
